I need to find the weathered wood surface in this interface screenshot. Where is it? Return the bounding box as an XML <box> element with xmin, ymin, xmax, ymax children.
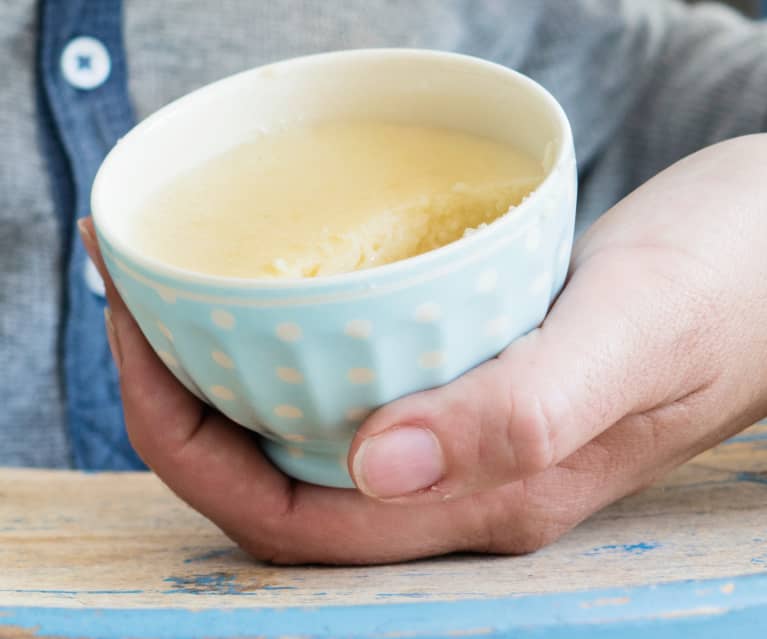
<box><xmin>1</xmin><ymin>422</ymin><xmax>767</xmax><ymax>637</ymax></box>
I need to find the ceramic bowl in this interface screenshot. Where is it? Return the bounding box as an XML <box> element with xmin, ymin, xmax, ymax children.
<box><xmin>91</xmin><ymin>49</ymin><xmax>577</xmax><ymax>487</ymax></box>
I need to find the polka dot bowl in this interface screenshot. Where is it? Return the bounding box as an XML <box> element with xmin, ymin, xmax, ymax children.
<box><xmin>91</xmin><ymin>49</ymin><xmax>576</xmax><ymax>488</ymax></box>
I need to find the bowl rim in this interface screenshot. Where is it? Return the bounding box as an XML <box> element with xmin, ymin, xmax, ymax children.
<box><xmin>91</xmin><ymin>48</ymin><xmax>574</xmax><ymax>291</ymax></box>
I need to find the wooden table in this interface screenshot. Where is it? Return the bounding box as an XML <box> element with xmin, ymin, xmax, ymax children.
<box><xmin>2</xmin><ymin>423</ymin><xmax>767</xmax><ymax>638</ymax></box>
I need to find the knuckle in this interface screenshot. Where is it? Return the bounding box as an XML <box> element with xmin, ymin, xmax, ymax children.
<box><xmin>238</xmin><ymin>538</ymin><xmax>289</xmax><ymax>564</ymax></box>
<box><xmin>229</xmin><ymin>527</ymin><xmax>300</xmax><ymax>565</ymax></box>
<box><xmin>506</xmin><ymin>391</ymin><xmax>558</xmax><ymax>476</ymax></box>
<box><xmin>481</xmin><ymin>509</ymin><xmax>564</xmax><ymax>556</ymax></box>
<box><xmin>216</xmin><ymin>494</ymin><xmax>301</xmax><ymax>563</ymax></box>
<box><xmin>262</xmin><ymin>548</ymin><xmax>305</xmax><ymax>565</ymax></box>
<box><xmin>510</xmin><ymin>524</ymin><xmax>565</xmax><ymax>554</ymax></box>
<box><xmin>475</xmin><ymin>481</ymin><xmax>578</xmax><ymax>556</ymax></box>
<box><xmin>500</xmin><ymin>529</ymin><xmax>548</xmax><ymax>555</ymax></box>
<box><xmin>485</xmin><ymin>508</ymin><xmax>571</xmax><ymax>556</ymax></box>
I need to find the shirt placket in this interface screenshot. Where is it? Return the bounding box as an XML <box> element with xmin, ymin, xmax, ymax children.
<box><xmin>36</xmin><ymin>0</ymin><xmax>144</xmax><ymax>470</ymax></box>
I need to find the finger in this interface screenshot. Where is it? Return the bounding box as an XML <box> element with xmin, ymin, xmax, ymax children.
<box><xmin>348</xmin><ymin>238</ymin><xmax>721</xmax><ymax>502</ymax></box>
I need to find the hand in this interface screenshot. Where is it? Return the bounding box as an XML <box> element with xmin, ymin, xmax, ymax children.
<box><xmin>81</xmin><ymin>134</ymin><xmax>767</xmax><ymax>564</ymax></box>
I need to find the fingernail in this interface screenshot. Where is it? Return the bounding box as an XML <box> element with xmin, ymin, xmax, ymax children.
<box><xmin>104</xmin><ymin>307</ymin><xmax>122</xmax><ymax>371</ymax></box>
<box><xmin>353</xmin><ymin>427</ymin><xmax>445</xmax><ymax>499</ymax></box>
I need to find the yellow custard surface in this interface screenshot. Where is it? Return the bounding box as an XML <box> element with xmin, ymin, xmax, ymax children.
<box><xmin>132</xmin><ymin>121</ymin><xmax>544</xmax><ymax>278</ymax></box>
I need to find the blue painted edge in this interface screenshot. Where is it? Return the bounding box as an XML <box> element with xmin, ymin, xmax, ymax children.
<box><xmin>2</xmin><ymin>573</ymin><xmax>767</xmax><ymax>638</ymax></box>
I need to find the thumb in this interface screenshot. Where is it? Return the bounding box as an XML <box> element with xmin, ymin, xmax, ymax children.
<box><xmin>348</xmin><ymin>248</ymin><xmax>715</xmax><ymax>502</ymax></box>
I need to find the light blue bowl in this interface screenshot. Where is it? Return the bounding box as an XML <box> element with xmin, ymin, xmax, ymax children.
<box><xmin>92</xmin><ymin>49</ymin><xmax>576</xmax><ymax>488</ymax></box>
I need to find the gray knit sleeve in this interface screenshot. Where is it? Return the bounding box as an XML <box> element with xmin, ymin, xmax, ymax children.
<box><xmin>464</xmin><ymin>0</ymin><xmax>767</xmax><ymax>229</ymax></box>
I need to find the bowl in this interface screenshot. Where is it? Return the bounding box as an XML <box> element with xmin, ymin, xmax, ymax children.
<box><xmin>91</xmin><ymin>49</ymin><xmax>577</xmax><ymax>488</ymax></box>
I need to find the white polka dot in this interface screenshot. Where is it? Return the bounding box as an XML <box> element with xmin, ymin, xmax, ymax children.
<box><xmin>557</xmin><ymin>239</ymin><xmax>571</xmax><ymax>269</ymax></box>
<box><xmin>276</xmin><ymin>367</ymin><xmax>303</xmax><ymax>384</ymax></box>
<box><xmin>210</xmin><ymin>385</ymin><xmax>235</xmax><ymax>400</ymax></box>
<box><xmin>283</xmin><ymin>433</ymin><xmax>307</xmax><ymax>442</ymax></box>
<box><xmin>485</xmin><ymin>315</ymin><xmax>511</xmax><ymax>337</ymax></box>
<box><xmin>276</xmin><ymin>322</ymin><xmax>302</xmax><ymax>342</ymax></box>
<box><xmin>530</xmin><ymin>271</ymin><xmax>551</xmax><ymax>296</ymax></box>
<box><xmin>415</xmin><ymin>302</ymin><xmax>441</xmax><ymax>323</ymax></box>
<box><xmin>475</xmin><ymin>269</ymin><xmax>499</xmax><ymax>294</ymax></box>
<box><xmin>418</xmin><ymin>351</ymin><xmax>445</xmax><ymax>369</ymax></box>
<box><xmin>154</xmin><ymin>286</ymin><xmax>177</xmax><ymax>303</ymax></box>
<box><xmin>344</xmin><ymin>319</ymin><xmax>372</xmax><ymax>339</ymax></box>
<box><xmin>287</xmin><ymin>446</ymin><xmax>304</xmax><ymax>459</ymax></box>
<box><xmin>275</xmin><ymin>404</ymin><xmax>304</xmax><ymax>419</ymax></box>
<box><xmin>211</xmin><ymin>350</ymin><xmax>234</xmax><ymax>369</ymax></box>
<box><xmin>211</xmin><ymin>309</ymin><xmax>235</xmax><ymax>330</ymax></box>
<box><xmin>345</xmin><ymin>407</ymin><xmax>371</xmax><ymax>422</ymax></box>
<box><xmin>348</xmin><ymin>368</ymin><xmax>375</xmax><ymax>384</ymax></box>
<box><xmin>525</xmin><ymin>224</ymin><xmax>541</xmax><ymax>252</ymax></box>
<box><xmin>157</xmin><ymin>350</ymin><xmax>178</xmax><ymax>367</ymax></box>
<box><xmin>157</xmin><ymin>320</ymin><xmax>174</xmax><ymax>342</ymax></box>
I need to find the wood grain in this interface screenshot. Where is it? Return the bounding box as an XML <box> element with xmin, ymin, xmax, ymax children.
<box><xmin>1</xmin><ymin>423</ymin><xmax>766</xmax><ymax>614</ymax></box>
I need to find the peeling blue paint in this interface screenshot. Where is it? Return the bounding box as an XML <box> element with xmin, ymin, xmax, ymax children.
<box><xmin>163</xmin><ymin>573</ymin><xmax>245</xmax><ymax>595</ymax></box>
<box><xmin>163</xmin><ymin>572</ymin><xmax>296</xmax><ymax>595</ymax></box>
<box><xmin>0</xmin><ymin>589</ymin><xmax>144</xmax><ymax>596</ymax></box>
<box><xmin>183</xmin><ymin>549</ymin><xmax>235</xmax><ymax>563</ymax></box>
<box><xmin>584</xmin><ymin>542</ymin><xmax>661</xmax><ymax>557</ymax></box>
<box><xmin>736</xmin><ymin>472</ymin><xmax>767</xmax><ymax>486</ymax></box>
<box><xmin>2</xmin><ymin>574</ymin><xmax>767</xmax><ymax>638</ymax></box>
